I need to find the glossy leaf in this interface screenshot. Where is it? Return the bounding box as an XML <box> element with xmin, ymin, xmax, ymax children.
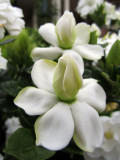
<box><xmin>4</xmin><ymin>128</ymin><xmax>55</xmax><ymax>160</ymax></box>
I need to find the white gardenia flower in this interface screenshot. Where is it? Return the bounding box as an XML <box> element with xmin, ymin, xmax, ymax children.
<box><xmin>0</xmin><ymin>48</ymin><xmax>7</xmax><ymax>69</ymax></box>
<box><xmin>5</xmin><ymin>117</ymin><xmax>21</xmax><ymax>139</ymax></box>
<box><xmin>31</xmin><ymin>11</ymin><xmax>104</xmax><ymax>62</ymax></box>
<box><xmin>0</xmin><ymin>0</ymin><xmax>25</xmax><ymax>39</ymax></box>
<box><xmin>104</xmin><ymin>2</ymin><xmax>116</xmax><ymax>25</ymax></box>
<box><xmin>98</xmin><ymin>31</ymin><xmax>120</xmax><ymax>56</ymax></box>
<box><xmin>84</xmin><ymin>111</ymin><xmax>120</xmax><ymax>160</ymax></box>
<box><xmin>14</xmin><ymin>54</ymin><xmax>106</xmax><ymax>151</ymax></box>
<box><xmin>76</xmin><ymin>0</ymin><xmax>103</xmax><ymax>18</ymax></box>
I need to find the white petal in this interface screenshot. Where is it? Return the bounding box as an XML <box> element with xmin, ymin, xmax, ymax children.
<box><xmin>0</xmin><ymin>56</ymin><xmax>7</xmax><ymax>69</ymax></box>
<box><xmin>77</xmin><ymin>80</ymin><xmax>106</xmax><ymax>112</ymax></box>
<box><xmin>86</xmin><ymin>148</ymin><xmax>104</xmax><ymax>158</ymax></box>
<box><xmin>84</xmin><ymin>153</ymin><xmax>104</xmax><ymax>160</ymax></box>
<box><xmin>104</xmin><ymin>148</ymin><xmax>120</xmax><ymax>160</ymax></box>
<box><xmin>73</xmin><ymin>44</ymin><xmax>104</xmax><ymax>60</ymax></box>
<box><xmin>71</xmin><ymin>101</ymin><xmax>103</xmax><ymax>152</ymax></box>
<box><xmin>74</xmin><ymin>23</ymin><xmax>90</xmax><ymax>46</ymax></box>
<box><xmin>39</xmin><ymin>23</ymin><xmax>58</xmax><ymax>46</ymax></box>
<box><xmin>5</xmin><ymin>18</ymin><xmax>25</xmax><ymax>36</ymax></box>
<box><xmin>102</xmin><ymin>139</ymin><xmax>117</xmax><ymax>152</ymax></box>
<box><xmin>35</xmin><ymin>102</ymin><xmax>74</xmax><ymax>150</ymax></box>
<box><xmin>80</xmin><ymin>6</ymin><xmax>92</xmax><ymax>18</ymax></box>
<box><xmin>31</xmin><ymin>59</ymin><xmax>57</xmax><ymax>93</ymax></box>
<box><xmin>63</xmin><ymin>49</ymin><xmax>84</xmax><ymax>75</ymax></box>
<box><xmin>83</xmin><ymin>78</ymin><xmax>98</xmax><ymax>87</ymax></box>
<box><xmin>14</xmin><ymin>87</ymin><xmax>57</xmax><ymax>116</ymax></box>
<box><xmin>31</xmin><ymin>47</ymin><xmax>62</xmax><ymax>62</ymax></box>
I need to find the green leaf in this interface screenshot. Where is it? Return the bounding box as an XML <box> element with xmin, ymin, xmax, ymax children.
<box><xmin>106</xmin><ymin>40</ymin><xmax>120</xmax><ymax>66</ymax></box>
<box><xmin>89</xmin><ymin>31</ymin><xmax>97</xmax><ymax>44</ymax></box>
<box><xmin>0</xmin><ymin>81</ymin><xmax>20</xmax><ymax>97</ymax></box>
<box><xmin>4</xmin><ymin>154</ymin><xmax>19</xmax><ymax>160</ymax></box>
<box><xmin>18</xmin><ymin>109</ymin><xmax>38</xmax><ymax>129</ymax></box>
<box><xmin>1</xmin><ymin>29</ymin><xmax>33</xmax><ymax>71</ymax></box>
<box><xmin>0</xmin><ymin>39</ymin><xmax>15</xmax><ymax>46</ymax></box>
<box><xmin>4</xmin><ymin>128</ymin><xmax>55</xmax><ymax>160</ymax></box>
<box><xmin>92</xmin><ymin>68</ymin><xmax>120</xmax><ymax>103</ymax></box>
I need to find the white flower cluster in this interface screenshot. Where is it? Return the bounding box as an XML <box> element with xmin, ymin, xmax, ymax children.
<box><xmin>98</xmin><ymin>31</ymin><xmax>120</xmax><ymax>56</ymax></box>
<box><xmin>104</xmin><ymin>2</ymin><xmax>120</xmax><ymax>26</ymax></box>
<box><xmin>84</xmin><ymin>111</ymin><xmax>120</xmax><ymax>160</ymax></box>
<box><xmin>76</xmin><ymin>0</ymin><xmax>103</xmax><ymax>19</ymax></box>
<box><xmin>0</xmin><ymin>0</ymin><xmax>25</xmax><ymax>39</ymax></box>
<box><xmin>76</xmin><ymin>0</ymin><xmax>120</xmax><ymax>26</ymax></box>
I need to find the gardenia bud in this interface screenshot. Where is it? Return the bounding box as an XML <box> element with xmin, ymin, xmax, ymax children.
<box><xmin>53</xmin><ymin>55</ymin><xmax>82</xmax><ymax>101</ymax></box>
<box><xmin>55</xmin><ymin>11</ymin><xmax>76</xmax><ymax>49</ymax></box>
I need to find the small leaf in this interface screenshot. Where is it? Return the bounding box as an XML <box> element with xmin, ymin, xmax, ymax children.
<box><xmin>0</xmin><ymin>39</ymin><xmax>15</xmax><ymax>46</ymax></box>
<box><xmin>106</xmin><ymin>40</ymin><xmax>120</xmax><ymax>66</ymax></box>
<box><xmin>4</xmin><ymin>128</ymin><xmax>55</xmax><ymax>160</ymax></box>
<box><xmin>89</xmin><ymin>31</ymin><xmax>97</xmax><ymax>44</ymax></box>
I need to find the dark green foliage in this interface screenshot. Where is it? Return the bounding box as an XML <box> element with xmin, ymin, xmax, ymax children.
<box><xmin>4</xmin><ymin>128</ymin><xmax>55</xmax><ymax>160</ymax></box>
<box><xmin>88</xmin><ymin>4</ymin><xmax>106</xmax><ymax>27</ymax></box>
<box><xmin>89</xmin><ymin>31</ymin><xmax>98</xmax><ymax>44</ymax></box>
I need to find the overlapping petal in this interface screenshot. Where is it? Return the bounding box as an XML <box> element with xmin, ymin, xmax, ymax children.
<box><xmin>14</xmin><ymin>87</ymin><xmax>57</xmax><ymax>116</ymax></box>
<box><xmin>74</xmin><ymin>23</ymin><xmax>90</xmax><ymax>46</ymax></box>
<box><xmin>63</xmin><ymin>50</ymin><xmax>84</xmax><ymax>75</ymax></box>
<box><xmin>31</xmin><ymin>59</ymin><xmax>57</xmax><ymax>93</ymax></box>
<box><xmin>73</xmin><ymin>44</ymin><xmax>104</xmax><ymax>60</ymax></box>
<box><xmin>39</xmin><ymin>23</ymin><xmax>58</xmax><ymax>46</ymax></box>
<box><xmin>31</xmin><ymin>47</ymin><xmax>62</xmax><ymax>62</ymax></box>
<box><xmin>77</xmin><ymin>80</ymin><xmax>106</xmax><ymax>112</ymax></box>
<box><xmin>71</xmin><ymin>101</ymin><xmax>103</xmax><ymax>152</ymax></box>
<box><xmin>35</xmin><ymin>102</ymin><xmax>74</xmax><ymax>150</ymax></box>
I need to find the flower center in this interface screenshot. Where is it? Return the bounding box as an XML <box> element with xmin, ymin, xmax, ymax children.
<box><xmin>104</xmin><ymin>131</ymin><xmax>113</xmax><ymax>139</ymax></box>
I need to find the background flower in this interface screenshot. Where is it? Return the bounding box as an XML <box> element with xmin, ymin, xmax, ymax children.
<box><xmin>31</xmin><ymin>11</ymin><xmax>104</xmax><ymax>62</ymax></box>
<box><xmin>84</xmin><ymin>111</ymin><xmax>120</xmax><ymax>160</ymax></box>
<box><xmin>76</xmin><ymin>0</ymin><xmax>103</xmax><ymax>19</ymax></box>
<box><xmin>0</xmin><ymin>0</ymin><xmax>25</xmax><ymax>39</ymax></box>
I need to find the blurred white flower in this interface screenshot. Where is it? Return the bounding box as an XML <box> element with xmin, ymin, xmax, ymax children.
<box><xmin>31</xmin><ymin>11</ymin><xmax>104</xmax><ymax>62</ymax></box>
<box><xmin>5</xmin><ymin>117</ymin><xmax>21</xmax><ymax>139</ymax></box>
<box><xmin>84</xmin><ymin>111</ymin><xmax>120</xmax><ymax>160</ymax></box>
<box><xmin>0</xmin><ymin>0</ymin><xmax>25</xmax><ymax>39</ymax></box>
<box><xmin>0</xmin><ymin>48</ymin><xmax>7</xmax><ymax>70</ymax></box>
<box><xmin>76</xmin><ymin>0</ymin><xmax>103</xmax><ymax>18</ymax></box>
<box><xmin>14</xmin><ymin>55</ymin><xmax>106</xmax><ymax>151</ymax></box>
<box><xmin>98</xmin><ymin>31</ymin><xmax>120</xmax><ymax>55</ymax></box>
<box><xmin>104</xmin><ymin>2</ymin><xmax>117</xmax><ymax>25</ymax></box>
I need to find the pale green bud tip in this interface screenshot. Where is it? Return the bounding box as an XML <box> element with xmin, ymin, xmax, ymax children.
<box><xmin>53</xmin><ymin>55</ymin><xmax>83</xmax><ymax>102</ymax></box>
<box><xmin>55</xmin><ymin>11</ymin><xmax>76</xmax><ymax>49</ymax></box>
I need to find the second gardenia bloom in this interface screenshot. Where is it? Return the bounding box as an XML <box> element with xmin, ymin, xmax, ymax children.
<box><xmin>14</xmin><ymin>55</ymin><xmax>106</xmax><ymax>152</ymax></box>
<box><xmin>31</xmin><ymin>11</ymin><xmax>104</xmax><ymax>62</ymax></box>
